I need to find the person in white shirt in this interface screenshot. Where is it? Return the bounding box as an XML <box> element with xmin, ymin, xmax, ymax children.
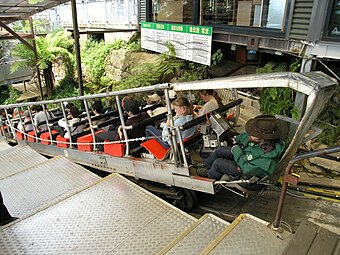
<box><xmin>196</xmin><ymin>89</ymin><xmax>222</xmax><ymax>116</ymax></box>
<box><xmin>17</xmin><ymin>110</ymin><xmax>33</xmax><ymax>132</ymax></box>
<box><xmin>34</xmin><ymin>105</ymin><xmax>53</xmax><ymax>132</ymax></box>
<box><xmin>57</xmin><ymin>107</ymin><xmax>84</xmax><ymax>139</ymax></box>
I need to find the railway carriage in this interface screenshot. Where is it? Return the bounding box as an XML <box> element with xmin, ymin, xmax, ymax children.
<box><xmin>0</xmin><ymin>71</ymin><xmax>337</xmax><ymax>211</ymax></box>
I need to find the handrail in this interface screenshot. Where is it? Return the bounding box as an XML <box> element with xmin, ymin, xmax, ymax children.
<box><xmin>181</xmin><ymin>98</ymin><xmax>243</xmax><ymax>131</ymax></box>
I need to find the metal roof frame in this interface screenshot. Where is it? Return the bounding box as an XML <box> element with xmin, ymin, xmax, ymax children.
<box><xmin>0</xmin><ymin>0</ymin><xmax>84</xmax><ymax>98</ymax></box>
<box><xmin>0</xmin><ymin>0</ymin><xmax>70</xmax><ymax>24</ymax></box>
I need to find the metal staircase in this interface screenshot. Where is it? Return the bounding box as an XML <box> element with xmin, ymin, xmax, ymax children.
<box><xmin>0</xmin><ymin>144</ymin><xmax>330</xmax><ymax>255</ymax></box>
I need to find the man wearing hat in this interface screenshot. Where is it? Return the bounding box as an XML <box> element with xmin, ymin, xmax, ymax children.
<box><xmin>197</xmin><ymin>115</ymin><xmax>286</xmax><ymax>180</ymax></box>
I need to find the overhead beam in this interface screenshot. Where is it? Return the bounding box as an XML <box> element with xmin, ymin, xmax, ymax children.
<box><xmin>0</xmin><ymin>20</ymin><xmax>33</xmax><ymax>50</ymax></box>
<box><xmin>0</xmin><ymin>4</ymin><xmax>45</xmax><ymax>8</ymax></box>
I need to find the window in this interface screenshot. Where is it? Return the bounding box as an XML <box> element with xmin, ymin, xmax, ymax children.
<box><xmin>329</xmin><ymin>0</ymin><xmax>340</xmax><ymax>37</ymax></box>
<box><xmin>152</xmin><ymin>0</ymin><xmax>193</xmax><ymax>23</ymax></box>
<box><xmin>201</xmin><ymin>0</ymin><xmax>288</xmax><ymax>30</ymax></box>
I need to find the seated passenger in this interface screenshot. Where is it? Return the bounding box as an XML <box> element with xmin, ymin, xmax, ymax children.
<box><xmin>86</xmin><ymin>101</ymin><xmax>105</xmax><ymax>129</ymax></box>
<box><xmin>145</xmin><ymin>97</ymin><xmax>196</xmax><ymax>149</ymax></box>
<box><xmin>17</xmin><ymin>110</ymin><xmax>33</xmax><ymax>132</ymax></box>
<box><xmin>196</xmin><ymin>115</ymin><xmax>286</xmax><ymax>180</ymax></box>
<box><xmin>149</xmin><ymin>90</ymin><xmax>176</xmax><ymax>117</ymax></box>
<box><xmin>195</xmin><ymin>89</ymin><xmax>222</xmax><ymax>116</ymax></box>
<box><xmin>57</xmin><ymin>107</ymin><xmax>84</xmax><ymax>139</ymax></box>
<box><xmin>95</xmin><ymin>98</ymin><xmax>149</xmax><ymax>152</ymax></box>
<box><xmin>34</xmin><ymin>105</ymin><xmax>54</xmax><ymax>132</ymax></box>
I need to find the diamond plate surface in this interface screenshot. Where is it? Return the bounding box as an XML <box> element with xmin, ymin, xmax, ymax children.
<box><xmin>208</xmin><ymin>216</ymin><xmax>291</xmax><ymax>255</ymax></box>
<box><xmin>164</xmin><ymin>214</ymin><xmax>229</xmax><ymax>255</ymax></box>
<box><xmin>0</xmin><ymin>156</ymin><xmax>101</xmax><ymax>218</ymax></box>
<box><xmin>0</xmin><ymin>174</ymin><xmax>196</xmax><ymax>254</ymax></box>
<box><xmin>0</xmin><ymin>145</ymin><xmax>47</xmax><ymax>180</ymax></box>
<box><xmin>0</xmin><ymin>141</ymin><xmax>11</xmax><ymax>151</ymax></box>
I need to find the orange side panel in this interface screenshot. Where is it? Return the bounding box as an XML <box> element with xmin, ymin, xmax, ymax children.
<box><xmin>56</xmin><ymin>135</ymin><xmax>69</xmax><ymax>148</ymax></box>
<box><xmin>27</xmin><ymin>131</ymin><xmax>36</xmax><ymax>142</ymax></box>
<box><xmin>104</xmin><ymin>142</ymin><xmax>125</xmax><ymax>157</ymax></box>
<box><xmin>40</xmin><ymin>130</ymin><xmax>59</xmax><ymax>145</ymax></box>
<box><xmin>16</xmin><ymin>131</ymin><xmax>25</xmax><ymax>140</ymax></box>
<box><xmin>77</xmin><ymin>130</ymin><xmax>105</xmax><ymax>152</ymax></box>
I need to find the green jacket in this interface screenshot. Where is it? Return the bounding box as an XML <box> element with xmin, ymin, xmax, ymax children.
<box><xmin>232</xmin><ymin>132</ymin><xmax>285</xmax><ymax>177</ymax></box>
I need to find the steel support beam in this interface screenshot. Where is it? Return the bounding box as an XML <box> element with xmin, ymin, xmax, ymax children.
<box><xmin>0</xmin><ymin>20</ymin><xmax>33</xmax><ymax>50</ymax></box>
<box><xmin>29</xmin><ymin>17</ymin><xmax>44</xmax><ymax>100</ymax></box>
<box><xmin>70</xmin><ymin>0</ymin><xmax>84</xmax><ymax>96</ymax></box>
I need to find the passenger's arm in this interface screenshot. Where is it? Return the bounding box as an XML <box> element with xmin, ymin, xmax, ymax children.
<box><xmin>231</xmin><ymin>145</ymin><xmax>265</xmax><ymax>176</ymax></box>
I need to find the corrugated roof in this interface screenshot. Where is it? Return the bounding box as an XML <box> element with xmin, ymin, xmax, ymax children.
<box><xmin>0</xmin><ymin>0</ymin><xmax>69</xmax><ymax>23</ymax></box>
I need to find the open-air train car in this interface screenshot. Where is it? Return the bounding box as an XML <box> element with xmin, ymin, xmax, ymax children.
<box><xmin>0</xmin><ymin>71</ymin><xmax>337</xmax><ymax>210</ymax></box>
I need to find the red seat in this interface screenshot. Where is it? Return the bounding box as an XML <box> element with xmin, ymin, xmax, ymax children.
<box><xmin>16</xmin><ymin>131</ymin><xmax>25</xmax><ymax>140</ymax></box>
<box><xmin>77</xmin><ymin>130</ymin><xmax>105</xmax><ymax>152</ymax></box>
<box><xmin>40</xmin><ymin>130</ymin><xmax>59</xmax><ymax>145</ymax></box>
<box><xmin>27</xmin><ymin>131</ymin><xmax>36</xmax><ymax>142</ymax></box>
<box><xmin>56</xmin><ymin>135</ymin><xmax>69</xmax><ymax>148</ymax></box>
<box><xmin>104</xmin><ymin>142</ymin><xmax>125</xmax><ymax>157</ymax></box>
<box><xmin>140</xmin><ymin>138</ymin><xmax>171</xmax><ymax>160</ymax></box>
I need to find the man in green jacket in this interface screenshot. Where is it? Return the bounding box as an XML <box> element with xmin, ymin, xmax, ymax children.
<box><xmin>197</xmin><ymin>115</ymin><xmax>286</xmax><ymax>180</ymax></box>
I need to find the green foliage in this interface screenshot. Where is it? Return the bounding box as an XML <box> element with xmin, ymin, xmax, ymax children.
<box><xmin>314</xmin><ymin>87</ymin><xmax>340</xmax><ymax>146</ymax></box>
<box><xmin>50</xmin><ymin>77</ymin><xmax>79</xmax><ymax>99</ymax></box>
<box><xmin>10</xmin><ymin>30</ymin><xmax>75</xmax><ymax>77</ymax></box>
<box><xmin>0</xmin><ymin>86</ymin><xmax>22</xmax><ymax>105</ymax></box>
<box><xmin>257</xmin><ymin>59</ymin><xmax>300</xmax><ymax>119</ymax></box>
<box><xmin>82</xmin><ymin>39</ymin><xmax>140</xmax><ymax>87</ymax></box>
<box><xmin>179</xmin><ymin>49</ymin><xmax>223</xmax><ymax>82</ymax></box>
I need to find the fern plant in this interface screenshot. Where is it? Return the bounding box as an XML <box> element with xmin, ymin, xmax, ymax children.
<box><xmin>10</xmin><ymin>30</ymin><xmax>75</xmax><ymax>97</ymax></box>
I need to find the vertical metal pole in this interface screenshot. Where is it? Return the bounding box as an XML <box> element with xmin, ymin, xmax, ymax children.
<box><xmin>42</xmin><ymin>104</ymin><xmax>53</xmax><ymax>144</ymax></box>
<box><xmin>83</xmin><ymin>99</ymin><xmax>97</xmax><ymax>148</ymax></box>
<box><xmin>60</xmin><ymin>102</ymin><xmax>72</xmax><ymax>147</ymax></box>
<box><xmin>116</xmin><ymin>96</ymin><xmax>130</xmax><ymax>155</ymax></box>
<box><xmin>4</xmin><ymin>108</ymin><xmax>14</xmax><ymax>138</ymax></box>
<box><xmin>70</xmin><ymin>0</ymin><xmax>84</xmax><ymax>96</ymax></box>
<box><xmin>28</xmin><ymin>107</ymin><xmax>38</xmax><ymax>140</ymax></box>
<box><xmin>164</xmin><ymin>88</ymin><xmax>179</xmax><ymax>166</ymax></box>
<box><xmin>17</xmin><ymin>107</ymin><xmax>25</xmax><ymax>138</ymax></box>
<box><xmin>29</xmin><ymin>17</ymin><xmax>44</xmax><ymax>100</ymax></box>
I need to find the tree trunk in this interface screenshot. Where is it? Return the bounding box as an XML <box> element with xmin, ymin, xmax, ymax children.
<box><xmin>43</xmin><ymin>65</ymin><xmax>55</xmax><ymax>97</ymax></box>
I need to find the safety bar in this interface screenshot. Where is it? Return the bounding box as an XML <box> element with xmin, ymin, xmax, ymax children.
<box><xmin>181</xmin><ymin>98</ymin><xmax>243</xmax><ymax>131</ymax></box>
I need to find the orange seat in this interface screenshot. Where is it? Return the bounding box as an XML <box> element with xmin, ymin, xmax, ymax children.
<box><xmin>140</xmin><ymin>138</ymin><xmax>171</xmax><ymax>160</ymax></box>
<box><xmin>77</xmin><ymin>130</ymin><xmax>105</xmax><ymax>152</ymax></box>
<box><xmin>27</xmin><ymin>131</ymin><xmax>36</xmax><ymax>142</ymax></box>
<box><xmin>40</xmin><ymin>130</ymin><xmax>59</xmax><ymax>145</ymax></box>
<box><xmin>16</xmin><ymin>131</ymin><xmax>25</xmax><ymax>140</ymax></box>
<box><xmin>56</xmin><ymin>135</ymin><xmax>69</xmax><ymax>148</ymax></box>
<box><xmin>104</xmin><ymin>142</ymin><xmax>125</xmax><ymax>157</ymax></box>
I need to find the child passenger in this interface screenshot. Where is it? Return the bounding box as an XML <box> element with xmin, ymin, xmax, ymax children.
<box><xmin>145</xmin><ymin>97</ymin><xmax>196</xmax><ymax>149</ymax></box>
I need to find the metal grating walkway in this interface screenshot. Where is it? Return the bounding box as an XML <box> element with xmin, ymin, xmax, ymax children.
<box><xmin>0</xmin><ymin>141</ymin><xmax>11</xmax><ymax>151</ymax></box>
<box><xmin>203</xmin><ymin>214</ymin><xmax>292</xmax><ymax>255</ymax></box>
<box><xmin>0</xmin><ymin>174</ymin><xmax>196</xmax><ymax>255</ymax></box>
<box><xmin>0</xmin><ymin>156</ymin><xmax>101</xmax><ymax>218</ymax></box>
<box><xmin>0</xmin><ymin>145</ymin><xmax>47</xmax><ymax>180</ymax></box>
<box><xmin>0</xmin><ymin>143</ymin><xmax>295</xmax><ymax>255</ymax></box>
<box><xmin>160</xmin><ymin>214</ymin><xmax>229</xmax><ymax>255</ymax></box>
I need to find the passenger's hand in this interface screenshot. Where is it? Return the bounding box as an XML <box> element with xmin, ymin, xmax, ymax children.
<box><xmin>118</xmin><ymin>125</ymin><xmax>123</xmax><ymax>139</ymax></box>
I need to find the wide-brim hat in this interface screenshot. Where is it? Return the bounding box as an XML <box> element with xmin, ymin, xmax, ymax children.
<box><xmin>245</xmin><ymin>115</ymin><xmax>287</xmax><ymax>140</ymax></box>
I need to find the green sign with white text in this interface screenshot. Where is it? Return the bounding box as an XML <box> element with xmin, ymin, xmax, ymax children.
<box><xmin>141</xmin><ymin>22</ymin><xmax>213</xmax><ymax>66</ymax></box>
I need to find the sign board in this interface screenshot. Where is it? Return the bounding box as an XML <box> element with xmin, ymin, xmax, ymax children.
<box><xmin>141</xmin><ymin>22</ymin><xmax>213</xmax><ymax>66</ymax></box>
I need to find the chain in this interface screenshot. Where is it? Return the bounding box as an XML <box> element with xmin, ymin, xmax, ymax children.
<box><xmin>5</xmin><ymin>123</ymin><xmax>149</xmax><ymax>146</ymax></box>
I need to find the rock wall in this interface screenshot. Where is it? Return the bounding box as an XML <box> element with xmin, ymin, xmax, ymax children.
<box><xmin>105</xmin><ymin>49</ymin><xmax>159</xmax><ymax>81</ymax></box>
